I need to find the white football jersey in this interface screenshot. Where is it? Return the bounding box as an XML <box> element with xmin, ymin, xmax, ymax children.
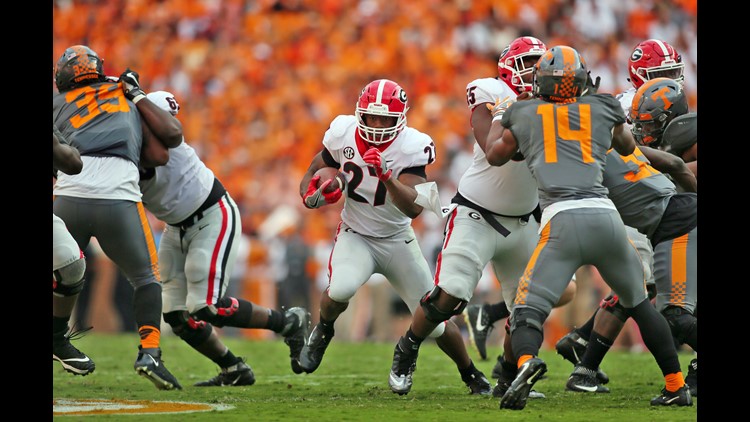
<box><xmin>458</xmin><ymin>77</ymin><xmax>538</xmax><ymax>216</ymax></box>
<box><xmin>323</xmin><ymin>115</ymin><xmax>436</xmax><ymax>238</ymax></box>
<box><xmin>139</xmin><ymin>140</ymin><xmax>215</xmax><ymax>225</ymax></box>
<box><xmin>616</xmin><ymin>87</ymin><xmax>636</xmax><ymax>130</ymax></box>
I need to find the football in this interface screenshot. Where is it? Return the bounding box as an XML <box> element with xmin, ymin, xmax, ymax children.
<box><xmin>314</xmin><ymin>167</ymin><xmax>346</xmax><ymax>193</ymax></box>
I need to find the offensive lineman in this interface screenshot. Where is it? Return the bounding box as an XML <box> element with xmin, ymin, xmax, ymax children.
<box><xmin>139</xmin><ymin>90</ymin><xmax>311</xmax><ymax>386</ymax></box>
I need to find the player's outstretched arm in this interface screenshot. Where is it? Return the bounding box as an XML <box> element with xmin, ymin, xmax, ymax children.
<box><xmin>639</xmin><ymin>146</ymin><xmax>696</xmax><ymax>193</ymax></box>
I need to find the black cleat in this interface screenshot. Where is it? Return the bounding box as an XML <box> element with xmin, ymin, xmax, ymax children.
<box><xmin>492</xmin><ymin>358</ymin><xmax>545</xmax><ymax>399</ymax></box>
<box><xmin>650</xmin><ymin>385</ymin><xmax>693</xmax><ymax>406</ymax></box>
<box><xmin>282</xmin><ymin>307</ymin><xmax>311</xmax><ymax>374</ymax></box>
<box><xmin>462</xmin><ymin>367</ymin><xmax>492</xmax><ymax>395</ymax></box>
<box><xmin>388</xmin><ymin>340</ymin><xmax>418</xmax><ymax>395</ymax></box>
<box><xmin>684</xmin><ymin>358</ymin><xmax>697</xmax><ymax>397</ymax></box>
<box><xmin>194</xmin><ymin>358</ymin><xmax>255</xmax><ymax>387</ymax></box>
<box><xmin>499</xmin><ymin>357</ymin><xmax>547</xmax><ymax>410</ymax></box>
<box><xmin>566</xmin><ymin>366</ymin><xmax>610</xmax><ymax>393</ymax></box>
<box><xmin>555</xmin><ymin>331</ymin><xmax>609</xmax><ymax>384</ymax></box>
<box><xmin>298</xmin><ymin>323</ymin><xmax>333</xmax><ymax>374</ymax></box>
<box><xmin>53</xmin><ymin>328</ymin><xmax>95</xmax><ymax>376</ymax></box>
<box><xmin>462</xmin><ymin>304</ymin><xmax>492</xmax><ymax>360</ymax></box>
<box><xmin>134</xmin><ymin>346</ymin><xmax>182</xmax><ymax>390</ymax></box>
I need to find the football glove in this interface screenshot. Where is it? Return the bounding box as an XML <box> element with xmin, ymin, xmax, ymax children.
<box><xmin>119</xmin><ymin>68</ymin><xmax>146</xmax><ymax>103</ymax></box>
<box><xmin>583</xmin><ymin>71</ymin><xmax>601</xmax><ymax>96</ymax></box>
<box><xmin>302</xmin><ymin>175</ymin><xmax>342</xmax><ymax>209</ymax></box>
<box><xmin>486</xmin><ymin>95</ymin><xmax>515</xmax><ymax>122</ymax></box>
<box><xmin>362</xmin><ymin>148</ymin><xmax>392</xmax><ymax>182</ymax></box>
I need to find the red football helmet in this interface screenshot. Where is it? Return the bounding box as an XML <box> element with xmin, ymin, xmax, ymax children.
<box><xmin>628</xmin><ymin>39</ymin><xmax>684</xmax><ymax>89</ymax></box>
<box><xmin>497</xmin><ymin>36</ymin><xmax>547</xmax><ymax>94</ymax></box>
<box><xmin>355</xmin><ymin>79</ymin><xmax>408</xmax><ymax>145</ymax></box>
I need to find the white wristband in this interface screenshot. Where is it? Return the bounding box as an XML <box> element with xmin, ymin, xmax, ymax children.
<box><xmin>492</xmin><ymin>113</ymin><xmax>504</xmax><ymax>123</ymax></box>
<box><xmin>132</xmin><ymin>93</ymin><xmax>146</xmax><ymax>104</ymax></box>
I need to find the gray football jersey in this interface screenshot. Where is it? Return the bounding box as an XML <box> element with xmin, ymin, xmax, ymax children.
<box><xmin>602</xmin><ymin>146</ymin><xmax>676</xmax><ymax>238</ymax></box>
<box><xmin>502</xmin><ymin>93</ymin><xmax>626</xmax><ymax>210</ymax></box>
<box><xmin>663</xmin><ymin>112</ymin><xmax>697</xmax><ymax>158</ymax></box>
<box><xmin>53</xmin><ymin>81</ymin><xmax>143</xmax><ymax>166</ymax></box>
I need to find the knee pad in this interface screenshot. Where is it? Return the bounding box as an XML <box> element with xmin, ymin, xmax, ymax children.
<box><xmin>599</xmin><ymin>294</ymin><xmax>629</xmax><ymax>323</ymax></box>
<box><xmin>52</xmin><ymin>258</ymin><xmax>86</xmax><ymax>297</ymax></box>
<box><xmin>419</xmin><ymin>286</ymin><xmax>467</xmax><ymax>324</ymax></box>
<box><xmin>662</xmin><ymin>306</ymin><xmax>697</xmax><ymax>346</ymax></box>
<box><xmin>163</xmin><ymin>310</ymin><xmax>212</xmax><ymax>347</ymax></box>
<box><xmin>191</xmin><ymin>296</ymin><xmax>246</xmax><ymax>328</ymax></box>
<box><xmin>509</xmin><ymin>307</ymin><xmax>546</xmax><ymax>334</ymax></box>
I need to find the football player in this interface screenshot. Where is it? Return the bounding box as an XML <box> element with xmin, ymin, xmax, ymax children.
<box><xmin>53</xmin><ymin>124</ymin><xmax>94</xmax><ymax>376</ymax></box>
<box><xmin>484</xmin><ymin>45</ymin><xmax>691</xmax><ymax>409</ymax></box>
<box><xmin>53</xmin><ymin>46</ymin><xmax>182</xmax><ymax>390</ymax></box>
<box><xmin>297</xmin><ymin>79</ymin><xmax>491</xmax><ymax>396</ymax></box>
<box><xmin>139</xmin><ymin>90</ymin><xmax>311</xmax><ymax>386</ymax></box>
<box><xmin>555</xmin><ymin>40</ymin><xmax>697</xmax><ymax>397</ymax></box>
<box><xmin>434</xmin><ymin>36</ymin><xmax>576</xmax><ymax>398</ymax></box>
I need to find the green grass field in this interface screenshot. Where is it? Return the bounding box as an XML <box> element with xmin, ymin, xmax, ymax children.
<box><xmin>53</xmin><ymin>333</ymin><xmax>698</xmax><ymax>421</ymax></box>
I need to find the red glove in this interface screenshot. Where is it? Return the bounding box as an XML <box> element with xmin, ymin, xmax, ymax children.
<box><xmin>302</xmin><ymin>175</ymin><xmax>342</xmax><ymax>209</ymax></box>
<box><xmin>362</xmin><ymin>148</ymin><xmax>392</xmax><ymax>182</ymax></box>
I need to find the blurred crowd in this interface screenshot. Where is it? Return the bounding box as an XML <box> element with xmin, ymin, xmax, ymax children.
<box><xmin>53</xmin><ymin>0</ymin><xmax>697</xmax><ymax>348</ymax></box>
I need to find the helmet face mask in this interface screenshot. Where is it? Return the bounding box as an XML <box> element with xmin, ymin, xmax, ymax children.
<box><xmin>629</xmin><ymin>77</ymin><xmax>688</xmax><ymax>148</ymax></box>
<box><xmin>498</xmin><ymin>36</ymin><xmax>547</xmax><ymax>94</ymax></box>
<box><xmin>54</xmin><ymin>45</ymin><xmax>105</xmax><ymax>92</ymax></box>
<box><xmin>532</xmin><ymin>45</ymin><xmax>588</xmax><ymax>102</ymax></box>
<box><xmin>355</xmin><ymin>79</ymin><xmax>408</xmax><ymax>145</ymax></box>
<box><xmin>628</xmin><ymin>39</ymin><xmax>685</xmax><ymax>89</ymax></box>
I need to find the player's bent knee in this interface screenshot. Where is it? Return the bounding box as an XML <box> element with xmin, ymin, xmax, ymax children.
<box><xmin>662</xmin><ymin>306</ymin><xmax>697</xmax><ymax>345</ymax></box>
<box><xmin>599</xmin><ymin>294</ymin><xmax>629</xmax><ymax>323</ymax></box>
<box><xmin>52</xmin><ymin>258</ymin><xmax>86</xmax><ymax>297</ymax></box>
<box><xmin>191</xmin><ymin>296</ymin><xmax>245</xmax><ymax>328</ymax></box>
<box><xmin>510</xmin><ymin>307</ymin><xmax>546</xmax><ymax>334</ymax></box>
<box><xmin>163</xmin><ymin>310</ymin><xmax>212</xmax><ymax>347</ymax></box>
<box><xmin>427</xmin><ymin>320</ymin><xmax>447</xmax><ymax>338</ymax></box>
<box><xmin>420</xmin><ymin>286</ymin><xmax>467</xmax><ymax>324</ymax></box>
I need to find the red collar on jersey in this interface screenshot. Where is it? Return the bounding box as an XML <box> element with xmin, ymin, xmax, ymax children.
<box><xmin>355</xmin><ymin>129</ymin><xmax>395</xmax><ymax>157</ymax></box>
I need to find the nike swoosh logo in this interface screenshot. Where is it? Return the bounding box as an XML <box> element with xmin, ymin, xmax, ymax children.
<box><xmin>405</xmin><ymin>239</ymin><xmax>415</xmax><ymax>244</ymax></box>
<box><xmin>59</xmin><ymin>356</ymin><xmax>91</xmax><ymax>363</ymax></box>
<box><xmin>147</xmin><ymin>354</ymin><xmax>159</xmax><ymax>367</ymax></box>
<box><xmin>198</xmin><ymin>224</ymin><xmax>209</xmax><ymax>230</ymax></box>
<box><xmin>475</xmin><ymin>307</ymin><xmax>487</xmax><ymax>331</ymax></box>
<box><xmin>386</xmin><ymin>160</ymin><xmax>394</xmax><ymax>163</ymax></box>
<box><xmin>665</xmin><ymin>396</ymin><xmax>680</xmax><ymax>404</ymax></box>
<box><xmin>572</xmin><ymin>384</ymin><xmax>598</xmax><ymax>392</ymax></box>
<box><xmin>389</xmin><ymin>372</ymin><xmax>409</xmax><ymax>388</ymax></box>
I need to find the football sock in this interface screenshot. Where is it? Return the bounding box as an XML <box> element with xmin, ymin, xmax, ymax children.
<box><xmin>486</xmin><ymin>302</ymin><xmax>511</xmax><ymax>324</ymax></box>
<box><xmin>265</xmin><ymin>309</ymin><xmax>285</xmax><ymax>333</ymax></box>
<box><xmin>580</xmin><ymin>332</ymin><xmax>612</xmax><ymax>370</ymax></box>
<box><xmin>575</xmin><ymin>308</ymin><xmax>598</xmax><ymax>341</ymax></box>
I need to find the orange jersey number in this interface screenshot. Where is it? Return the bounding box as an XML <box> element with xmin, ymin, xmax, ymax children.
<box><xmin>620</xmin><ymin>147</ymin><xmax>661</xmax><ymax>183</ymax></box>
<box><xmin>65</xmin><ymin>83</ymin><xmax>131</xmax><ymax>129</ymax></box>
<box><xmin>537</xmin><ymin>103</ymin><xmax>593</xmax><ymax>163</ymax></box>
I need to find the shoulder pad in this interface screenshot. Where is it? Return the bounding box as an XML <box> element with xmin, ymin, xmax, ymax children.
<box><xmin>323</xmin><ymin>115</ymin><xmax>357</xmax><ymax>151</ymax></box>
<box><xmin>465</xmin><ymin>78</ymin><xmax>514</xmax><ymax>111</ymax></box>
<box><xmin>400</xmin><ymin>128</ymin><xmax>433</xmax><ymax>156</ymax></box>
<box><xmin>663</xmin><ymin>113</ymin><xmax>697</xmax><ymax>156</ymax></box>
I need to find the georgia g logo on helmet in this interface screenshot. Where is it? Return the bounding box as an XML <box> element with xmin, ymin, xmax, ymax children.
<box><xmin>631</xmin><ymin>48</ymin><xmax>644</xmax><ymax>62</ymax></box>
<box><xmin>398</xmin><ymin>89</ymin><xmax>407</xmax><ymax>104</ymax></box>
